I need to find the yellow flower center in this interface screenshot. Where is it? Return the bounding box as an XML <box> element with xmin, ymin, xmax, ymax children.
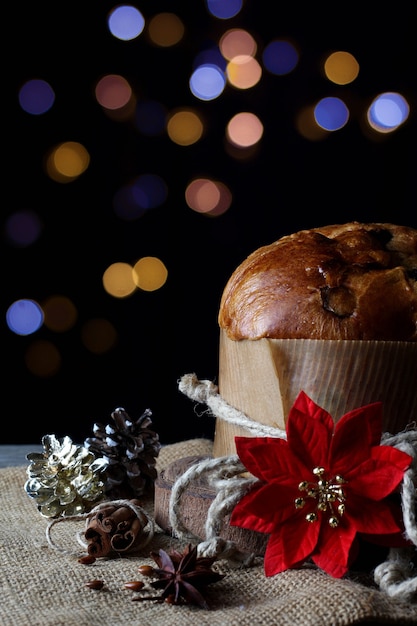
<box><xmin>294</xmin><ymin>466</ymin><xmax>347</xmax><ymax>528</ymax></box>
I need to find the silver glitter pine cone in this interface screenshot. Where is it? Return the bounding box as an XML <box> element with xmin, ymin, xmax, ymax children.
<box><xmin>24</xmin><ymin>434</ymin><xmax>108</xmax><ymax>517</ymax></box>
<box><xmin>84</xmin><ymin>407</ymin><xmax>161</xmax><ymax>499</ymax></box>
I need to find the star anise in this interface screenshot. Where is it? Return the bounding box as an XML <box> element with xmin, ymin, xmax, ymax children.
<box><xmin>134</xmin><ymin>544</ymin><xmax>225</xmax><ymax>609</ymax></box>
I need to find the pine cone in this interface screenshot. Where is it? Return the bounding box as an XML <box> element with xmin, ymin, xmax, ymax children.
<box><xmin>24</xmin><ymin>434</ymin><xmax>108</xmax><ymax>517</ymax></box>
<box><xmin>84</xmin><ymin>407</ymin><xmax>161</xmax><ymax>499</ymax></box>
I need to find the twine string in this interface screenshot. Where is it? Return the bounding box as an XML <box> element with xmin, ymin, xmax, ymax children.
<box><xmin>168</xmin><ymin>453</ymin><xmax>258</xmax><ymax>565</ymax></box>
<box><xmin>381</xmin><ymin>430</ymin><xmax>417</xmax><ymax>546</ymax></box>
<box><xmin>374</xmin><ymin>547</ymin><xmax>417</xmax><ymax>601</ymax></box>
<box><xmin>178</xmin><ymin>373</ymin><xmax>287</xmax><ymax>439</ymax></box>
<box><xmin>176</xmin><ymin>373</ymin><xmax>417</xmax><ymax>599</ymax></box>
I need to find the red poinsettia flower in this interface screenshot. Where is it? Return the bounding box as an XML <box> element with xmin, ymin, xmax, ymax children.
<box><xmin>230</xmin><ymin>391</ymin><xmax>412</xmax><ymax>579</ymax></box>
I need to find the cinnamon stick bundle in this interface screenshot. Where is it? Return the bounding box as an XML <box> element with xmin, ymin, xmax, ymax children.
<box><xmin>84</xmin><ymin>499</ymin><xmax>148</xmax><ymax>557</ymax></box>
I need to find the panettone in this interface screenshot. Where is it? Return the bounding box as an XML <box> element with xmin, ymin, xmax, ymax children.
<box><xmin>214</xmin><ymin>221</ymin><xmax>417</xmax><ymax>458</ymax></box>
<box><xmin>218</xmin><ymin>221</ymin><xmax>417</xmax><ymax>342</ymax></box>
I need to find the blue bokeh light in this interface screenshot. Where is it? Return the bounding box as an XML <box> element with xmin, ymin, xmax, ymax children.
<box><xmin>193</xmin><ymin>45</ymin><xmax>227</xmax><ymax>71</ymax></box>
<box><xmin>368</xmin><ymin>92</ymin><xmax>410</xmax><ymax>130</ymax></box>
<box><xmin>205</xmin><ymin>0</ymin><xmax>243</xmax><ymax>19</ymax></box>
<box><xmin>189</xmin><ymin>64</ymin><xmax>226</xmax><ymax>101</ymax></box>
<box><xmin>18</xmin><ymin>79</ymin><xmax>55</xmax><ymax>115</ymax></box>
<box><xmin>113</xmin><ymin>174</ymin><xmax>168</xmax><ymax>220</ymax></box>
<box><xmin>6</xmin><ymin>299</ymin><xmax>44</xmax><ymax>336</ymax></box>
<box><xmin>5</xmin><ymin>210</ymin><xmax>43</xmax><ymax>247</ymax></box>
<box><xmin>107</xmin><ymin>5</ymin><xmax>145</xmax><ymax>41</ymax></box>
<box><xmin>262</xmin><ymin>40</ymin><xmax>299</xmax><ymax>76</ymax></box>
<box><xmin>132</xmin><ymin>174</ymin><xmax>168</xmax><ymax>209</ymax></box>
<box><xmin>314</xmin><ymin>97</ymin><xmax>349</xmax><ymax>131</ymax></box>
<box><xmin>134</xmin><ymin>100</ymin><xmax>167</xmax><ymax>136</ymax></box>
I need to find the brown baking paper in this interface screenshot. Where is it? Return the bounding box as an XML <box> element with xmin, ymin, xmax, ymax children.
<box><xmin>213</xmin><ymin>329</ymin><xmax>417</xmax><ymax>457</ymax></box>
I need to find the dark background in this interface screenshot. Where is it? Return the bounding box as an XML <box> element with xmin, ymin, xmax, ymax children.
<box><xmin>4</xmin><ymin>2</ymin><xmax>415</xmax><ymax>446</ymax></box>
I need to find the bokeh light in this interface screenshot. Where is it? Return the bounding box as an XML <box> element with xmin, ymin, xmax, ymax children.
<box><xmin>134</xmin><ymin>99</ymin><xmax>167</xmax><ymax>136</ymax></box>
<box><xmin>367</xmin><ymin>92</ymin><xmax>410</xmax><ymax>133</ymax></box>
<box><xmin>133</xmin><ymin>256</ymin><xmax>168</xmax><ymax>291</ymax></box>
<box><xmin>24</xmin><ymin>340</ymin><xmax>61</xmax><ymax>377</ymax></box>
<box><xmin>81</xmin><ymin>318</ymin><xmax>118</xmax><ymax>354</ymax></box>
<box><xmin>5</xmin><ymin>210</ymin><xmax>43</xmax><ymax>247</ymax></box>
<box><xmin>194</xmin><ymin>45</ymin><xmax>226</xmax><ymax>71</ymax></box>
<box><xmin>262</xmin><ymin>40</ymin><xmax>299</xmax><ymax>75</ymax></box>
<box><xmin>226</xmin><ymin>55</ymin><xmax>262</xmax><ymax>89</ymax></box>
<box><xmin>42</xmin><ymin>295</ymin><xmax>78</xmax><ymax>332</ymax></box>
<box><xmin>18</xmin><ymin>79</ymin><xmax>55</xmax><ymax>115</ymax></box>
<box><xmin>185</xmin><ymin>178</ymin><xmax>232</xmax><ymax>216</ymax></box>
<box><xmin>324</xmin><ymin>51</ymin><xmax>360</xmax><ymax>85</ymax></box>
<box><xmin>46</xmin><ymin>142</ymin><xmax>90</xmax><ymax>182</ymax></box>
<box><xmin>167</xmin><ymin>109</ymin><xmax>204</xmax><ymax>146</ymax></box>
<box><xmin>113</xmin><ymin>174</ymin><xmax>168</xmax><ymax>220</ymax></box>
<box><xmin>189</xmin><ymin>64</ymin><xmax>226</xmax><ymax>101</ymax></box>
<box><xmin>206</xmin><ymin>0</ymin><xmax>243</xmax><ymax>19</ymax></box>
<box><xmin>226</xmin><ymin>112</ymin><xmax>263</xmax><ymax>147</ymax></box>
<box><xmin>219</xmin><ymin>29</ymin><xmax>257</xmax><ymax>60</ymax></box>
<box><xmin>102</xmin><ymin>262</ymin><xmax>137</xmax><ymax>298</ymax></box>
<box><xmin>295</xmin><ymin>106</ymin><xmax>329</xmax><ymax>141</ymax></box>
<box><xmin>147</xmin><ymin>12</ymin><xmax>185</xmax><ymax>47</ymax></box>
<box><xmin>95</xmin><ymin>74</ymin><xmax>133</xmax><ymax>110</ymax></box>
<box><xmin>314</xmin><ymin>97</ymin><xmax>349</xmax><ymax>131</ymax></box>
<box><xmin>107</xmin><ymin>5</ymin><xmax>145</xmax><ymax>41</ymax></box>
<box><xmin>6</xmin><ymin>299</ymin><xmax>44</xmax><ymax>336</ymax></box>
<box><xmin>131</xmin><ymin>174</ymin><xmax>168</xmax><ymax>209</ymax></box>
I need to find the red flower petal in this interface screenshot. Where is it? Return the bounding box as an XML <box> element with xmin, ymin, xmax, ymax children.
<box><xmin>286</xmin><ymin>392</ymin><xmax>333</xmax><ymax>468</ymax></box>
<box><xmin>347</xmin><ymin>448</ymin><xmax>412</xmax><ymax>500</ymax></box>
<box><xmin>346</xmin><ymin>494</ymin><xmax>406</xmax><ymax>537</ymax></box>
<box><xmin>230</xmin><ymin>482</ymin><xmax>298</xmax><ymax>534</ymax></box>
<box><xmin>264</xmin><ymin>514</ymin><xmax>321</xmax><ymax>577</ymax></box>
<box><xmin>330</xmin><ymin>402</ymin><xmax>383</xmax><ymax>462</ymax></box>
<box><xmin>372</xmin><ymin>444</ymin><xmax>413</xmax><ymax>473</ymax></box>
<box><xmin>312</xmin><ymin>520</ymin><xmax>358</xmax><ymax>578</ymax></box>
<box><xmin>234</xmin><ymin>436</ymin><xmax>309</xmax><ymax>483</ymax></box>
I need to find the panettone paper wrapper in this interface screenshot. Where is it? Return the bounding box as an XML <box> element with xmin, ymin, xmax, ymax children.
<box><xmin>213</xmin><ymin>329</ymin><xmax>417</xmax><ymax>457</ymax></box>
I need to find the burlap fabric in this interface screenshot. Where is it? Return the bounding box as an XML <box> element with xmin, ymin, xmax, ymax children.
<box><xmin>1</xmin><ymin>438</ymin><xmax>416</xmax><ymax>626</ymax></box>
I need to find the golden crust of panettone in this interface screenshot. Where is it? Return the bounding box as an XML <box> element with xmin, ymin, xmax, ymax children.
<box><xmin>218</xmin><ymin>222</ymin><xmax>417</xmax><ymax>341</ymax></box>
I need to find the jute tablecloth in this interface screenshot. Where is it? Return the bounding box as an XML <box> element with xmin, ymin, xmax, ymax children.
<box><xmin>1</xmin><ymin>438</ymin><xmax>416</xmax><ymax>626</ymax></box>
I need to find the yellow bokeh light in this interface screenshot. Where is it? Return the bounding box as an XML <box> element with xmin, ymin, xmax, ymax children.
<box><xmin>102</xmin><ymin>262</ymin><xmax>137</xmax><ymax>298</ymax></box>
<box><xmin>42</xmin><ymin>295</ymin><xmax>78</xmax><ymax>332</ymax></box>
<box><xmin>166</xmin><ymin>109</ymin><xmax>204</xmax><ymax>146</ymax></box>
<box><xmin>81</xmin><ymin>318</ymin><xmax>118</xmax><ymax>354</ymax></box>
<box><xmin>53</xmin><ymin>142</ymin><xmax>90</xmax><ymax>177</ymax></box>
<box><xmin>25</xmin><ymin>340</ymin><xmax>62</xmax><ymax>377</ymax></box>
<box><xmin>147</xmin><ymin>12</ymin><xmax>185</xmax><ymax>47</ymax></box>
<box><xmin>133</xmin><ymin>256</ymin><xmax>168</xmax><ymax>291</ymax></box>
<box><xmin>324</xmin><ymin>51</ymin><xmax>359</xmax><ymax>85</ymax></box>
<box><xmin>295</xmin><ymin>106</ymin><xmax>329</xmax><ymax>141</ymax></box>
<box><xmin>46</xmin><ymin>141</ymin><xmax>90</xmax><ymax>182</ymax></box>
